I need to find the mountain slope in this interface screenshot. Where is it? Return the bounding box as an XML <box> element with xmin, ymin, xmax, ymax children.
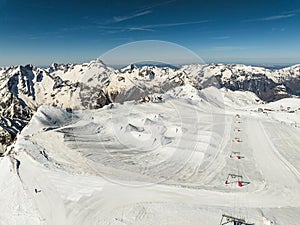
<box><xmin>0</xmin><ymin>60</ymin><xmax>300</xmax><ymax>152</ymax></box>
<box><xmin>1</xmin><ymin>84</ymin><xmax>299</xmax><ymax>224</ymax></box>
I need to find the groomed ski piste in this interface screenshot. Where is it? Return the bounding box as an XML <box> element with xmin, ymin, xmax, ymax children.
<box><xmin>1</xmin><ymin>85</ymin><xmax>300</xmax><ymax>225</ymax></box>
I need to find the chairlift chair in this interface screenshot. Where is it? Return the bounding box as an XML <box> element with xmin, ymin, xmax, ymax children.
<box><xmin>220</xmin><ymin>214</ymin><xmax>254</xmax><ymax>225</ymax></box>
<box><xmin>224</xmin><ymin>174</ymin><xmax>243</xmax><ymax>187</ymax></box>
<box><xmin>229</xmin><ymin>151</ymin><xmax>243</xmax><ymax>160</ymax></box>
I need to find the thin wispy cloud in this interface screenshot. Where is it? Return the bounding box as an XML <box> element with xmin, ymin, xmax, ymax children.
<box><xmin>9</xmin><ymin>31</ymin><xmax>61</xmax><ymax>40</ymax></box>
<box><xmin>213</xmin><ymin>36</ymin><xmax>230</xmax><ymax>40</ymax></box>
<box><xmin>211</xmin><ymin>46</ymin><xmax>245</xmax><ymax>51</ymax></box>
<box><xmin>104</xmin><ymin>26</ymin><xmax>155</xmax><ymax>34</ymax></box>
<box><xmin>61</xmin><ymin>25</ymin><xmax>94</xmax><ymax>32</ymax></box>
<box><xmin>243</xmin><ymin>13</ymin><xmax>296</xmax><ymax>22</ymax></box>
<box><xmin>283</xmin><ymin>9</ymin><xmax>300</xmax><ymax>14</ymax></box>
<box><xmin>271</xmin><ymin>27</ymin><xmax>286</xmax><ymax>32</ymax></box>
<box><xmin>139</xmin><ymin>20</ymin><xmax>211</xmax><ymax>29</ymax></box>
<box><xmin>261</xmin><ymin>14</ymin><xmax>296</xmax><ymax>21</ymax></box>
<box><xmin>60</xmin><ymin>19</ymin><xmax>210</xmax><ymax>34</ymax></box>
<box><xmin>137</xmin><ymin>0</ymin><xmax>176</xmax><ymax>12</ymax></box>
<box><xmin>127</xmin><ymin>27</ymin><xmax>155</xmax><ymax>32</ymax></box>
<box><xmin>104</xmin><ymin>0</ymin><xmax>176</xmax><ymax>24</ymax></box>
<box><xmin>210</xmin><ymin>45</ymin><xmax>261</xmax><ymax>51</ymax></box>
<box><xmin>95</xmin><ymin>20</ymin><xmax>211</xmax><ymax>34</ymax></box>
<box><xmin>113</xmin><ymin>10</ymin><xmax>152</xmax><ymax>23</ymax></box>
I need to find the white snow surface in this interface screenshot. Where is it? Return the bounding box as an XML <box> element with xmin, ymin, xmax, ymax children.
<box><xmin>1</xmin><ymin>85</ymin><xmax>300</xmax><ymax>225</ymax></box>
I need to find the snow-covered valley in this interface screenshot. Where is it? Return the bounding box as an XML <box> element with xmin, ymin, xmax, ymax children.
<box><xmin>1</xmin><ymin>84</ymin><xmax>300</xmax><ymax>225</ymax></box>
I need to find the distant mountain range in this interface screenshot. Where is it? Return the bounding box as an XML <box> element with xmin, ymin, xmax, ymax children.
<box><xmin>0</xmin><ymin>59</ymin><xmax>299</xmax><ymax>152</ymax></box>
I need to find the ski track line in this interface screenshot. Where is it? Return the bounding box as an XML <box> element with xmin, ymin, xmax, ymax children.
<box><xmin>259</xmin><ymin>121</ymin><xmax>300</xmax><ymax>181</ymax></box>
<box><xmin>265</xmin><ymin>122</ymin><xmax>300</xmax><ymax>173</ymax></box>
<box><xmin>245</xmin><ymin>118</ymin><xmax>300</xmax><ymax>207</ymax></box>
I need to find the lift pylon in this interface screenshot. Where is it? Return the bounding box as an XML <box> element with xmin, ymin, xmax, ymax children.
<box><xmin>229</xmin><ymin>151</ymin><xmax>244</xmax><ymax>160</ymax></box>
<box><xmin>224</xmin><ymin>174</ymin><xmax>250</xmax><ymax>187</ymax></box>
<box><xmin>220</xmin><ymin>214</ymin><xmax>254</xmax><ymax>225</ymax></box>
<box><xmin>232</xmin><ymin>138</ymin><xmax>242</xmax><ymax>143</ymax></box>
<box><xmin>224</xmin><ymin>174</ymin><xmax>242</xmax><ymax>185</ymax></box>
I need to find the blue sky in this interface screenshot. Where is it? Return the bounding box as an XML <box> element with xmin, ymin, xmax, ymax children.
<box><xmin>0</xmin><ymin>0</ymin><xmax>300</xmax><ymax>66</ymax></box>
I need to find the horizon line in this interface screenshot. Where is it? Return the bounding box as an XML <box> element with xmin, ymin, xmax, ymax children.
<box><xmin>1</xmin><ymin>60</ymin><xmax>299</xmax><ymax>69</ymax></box>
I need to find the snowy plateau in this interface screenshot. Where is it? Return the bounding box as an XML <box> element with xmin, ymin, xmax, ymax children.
<box><xmin>0</xmin><ymin>60</ymin><xmax>300</xmax><ymax>225</ymax></box>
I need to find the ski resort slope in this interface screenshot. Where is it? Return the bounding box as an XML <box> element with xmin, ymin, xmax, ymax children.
<box><xmin>1</xmin><ymin>86</ymin><xmax>300</xmax><ymax>225</ymax></box>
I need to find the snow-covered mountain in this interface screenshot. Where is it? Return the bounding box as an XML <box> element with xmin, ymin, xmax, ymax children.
<box><xmin>1</xmin><ymin>83</ymin><xmax>300</xmax><ymax>225</ymax></box>
<box><xmin>0</xmin><ymin>60</ymin><xmax>300</xmax><ymax>224</ymax></box>
<box><xmin>0</xmin><ymin>60</ymin><xmax>299</xmax><ymax>152</ymax></box>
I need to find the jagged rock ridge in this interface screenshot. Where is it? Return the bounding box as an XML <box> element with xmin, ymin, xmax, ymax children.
<box><xmin>0</xmin><ymin>60</ymin><xmax>299</xmax><ymax>152</ymax></box>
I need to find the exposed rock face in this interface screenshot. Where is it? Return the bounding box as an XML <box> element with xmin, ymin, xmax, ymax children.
<box><xmin>79</xmin><ymin>84</ymin><xmax>111</xmax><ymax>109</ymax></box>
<box><xmin>283</xmin><ymin>77</ymin><xmax>300</xmax><ymax>96</ymax></box>
<box><xmin>0</xmin><ymin>60</ymin><xmax>299</xmax><ymax>151</ymax></box>
<box><xmin>0</xmin><ymin>116</ymin><xmax>27</xmax><ymax>154</ymax></box>
<box><xmin>0</xmin><ymin>60</ymin><xmax>113</xmax><ymax>151</ymax></box>
<box><xmin>220</xmin><ymin>73</ymin><xmax>278</xmax><ymax>101</ymax></box>
<box><xmin>180</xmin><ymin>64</ymin><xmax>300</xmax><ymax>102</ymax></box>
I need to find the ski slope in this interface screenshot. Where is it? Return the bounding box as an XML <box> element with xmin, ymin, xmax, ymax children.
<box><xmin>0</xmin><ymin>87</ymin><xmax>300</xmax><ymax>225</ymax></box>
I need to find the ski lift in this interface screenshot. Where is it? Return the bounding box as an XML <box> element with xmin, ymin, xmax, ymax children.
<box><xmin>229</xmin><ymin>151</ymin><xmax>244</xmax><ymax>160</ymax></box>
<box><xmin>220</xmin><ymin>214</ymin><xmax>254</xmax><ymax>225</ymax></box>
<box><xmin>224</xmin><ymin>173</ymin><xmax>242</xmax><ymax>185</ymax></box>
<box><xmin>224</xmin><ymin>174</ymin><xmax>249</xmax><ymax>187</ymax></box>
<box><xmin>233</xmin><ymin>138</ymin><xmax>242</xmax><ymax>143</ymax></box>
